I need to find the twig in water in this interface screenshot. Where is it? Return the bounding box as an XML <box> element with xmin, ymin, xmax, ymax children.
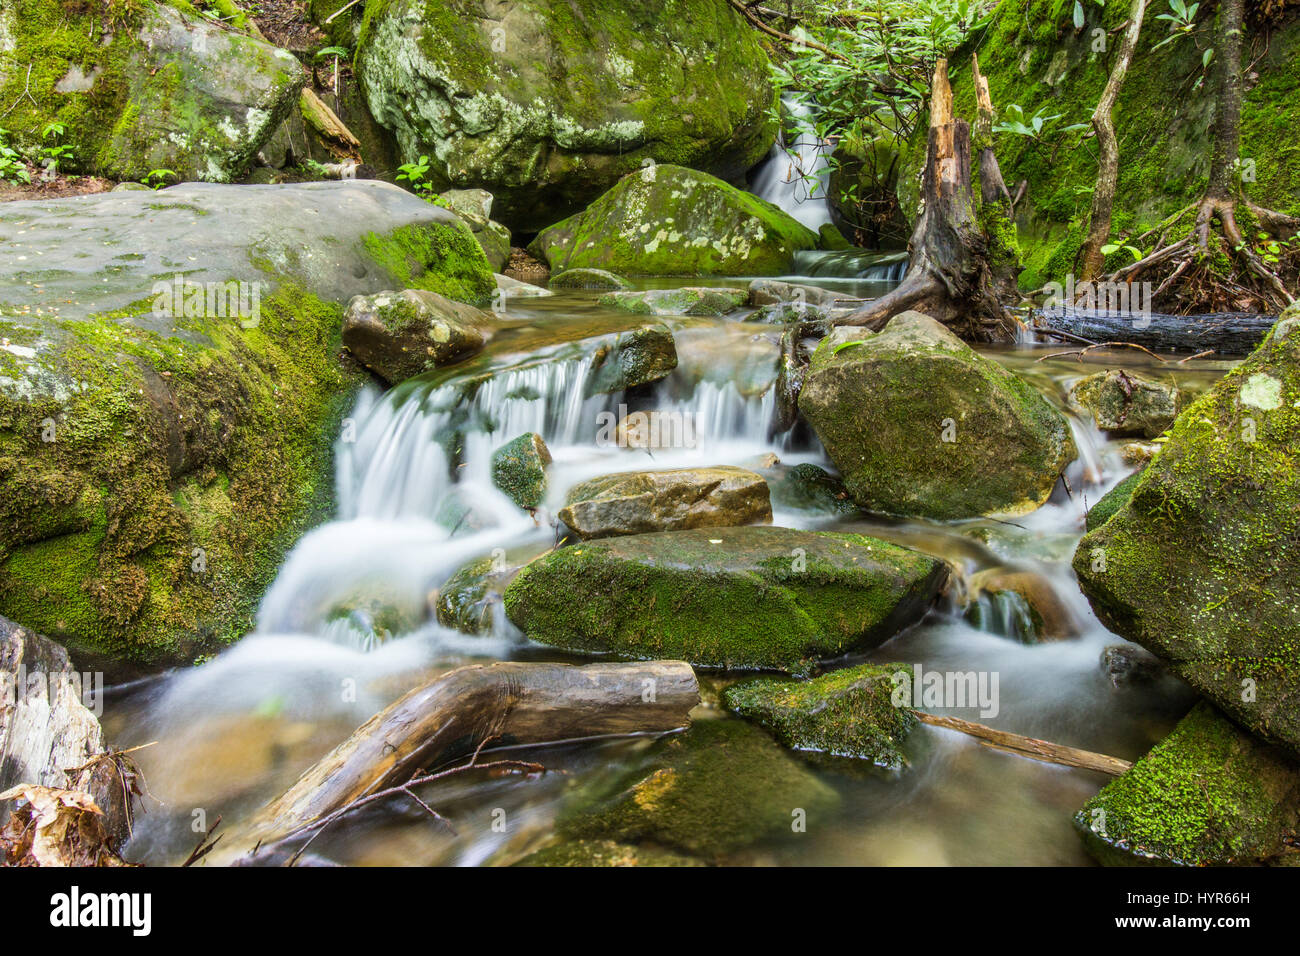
<box><xmin>1035</xmin><ymin>341</ymin><xmax>1168</xmax><ymax>364</ymax></box>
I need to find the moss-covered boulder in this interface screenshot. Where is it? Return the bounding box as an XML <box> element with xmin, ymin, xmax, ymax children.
<box><xmin>354</xmin><ymin>0</ymin><xmax>776</xmax><ymax>232</ymax></box>
<box><xmin>557</xmin><ymin>466</ymin><xmax>772</xmax><ymax>540</ymax></box>
<box><xmin>557</xmin><ymin>718</ymin><xmax>840</xmax><ymax>859</ymax></box>
<box><xmin>597</xmin><ymin>287</ymin><xmax>748</xmax><ymax>317</ymax></box>
<box><xmin>798</xmin><ymin>312</ymin><xmax>1077</xmax><ymax>520</ymax></box>
<box><xmin>548</xmin><ymin>268</ymin><xmax>631</xmax><ymax>291</ymax></box>
<box><xmin>1073</xmin><ymin>319</ymin><xmax>1300</xmax><ymax>757</ymax></box>
<box><xmin>342</xmin><ymin>289</ymin><xmax>490</xmax><ymax>385</ymax></box>
<box><xmin>905</xmin><ymin>2</ymin><xmax>1300</xmax><ymax>289</ymax></box>
<box><xmin>502</xmin><ymin>526</ymin><xmax>948</xmax><ymax>674</ymax></box>
<box><xmin>1084</xmin><ymin>471</ymin><xmax>1142</xmax><ymax>532</ymax></box>
<box><xmin>723</xmin><ymin>663</ymin><xmax>917</xmax><ymax>768</ymax></box>
<box><xmin>0</xmin><ymin>0</ymin><xmax>305</xmax><ymax>184</ymax></box>
<box><xmin>1069</xmin><ymin>369</ymin><xmax>1179</xmax><ymax>439</ymax></box>
<box><xmin>1075</xmin><ymin>703</ymin><xmax>1300</xmax><ymax>866</ymax></box>
<box><xmin>433</xmin><ymin>551</ymin><xmax>529</xmax><ymax>634</ymax></box>
<box><xmin>529</xmin><ymin>164</ymin><xmax>818</xmax><ymax>276</ymax></box>
<box><xmin>584</xmin><ymin>323</ymin><xmax>678</xmax><ymax>397</ymax></box>
<box><xmin>438</xmin><ymin>189</ymin><xmax>511</xmax><ymax>272</ymax></box>
<box><xmin>490</xmin><ymin>433</ymin><xmax>552</xmax><ymax>510</ymax></box>
<box><xmin>0</xmin><ymin>180</ymin><xmax>492</xmax><ymax>666</ymax></box>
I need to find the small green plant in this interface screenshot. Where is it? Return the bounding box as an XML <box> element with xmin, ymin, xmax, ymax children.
<box><xmin>396</xmin><ymin>154</ymin><xmax>449</xmax><ymax>205</ymax></box>
<box><xmin>1101</xmin><ymin>241</ymin><xmax>1146</xmax><ymax>262</ymax></box>
<box><xmin>141</xmin><ymin>168</ymin><xmax>176</xmax><ymax>189</ymax></box>
<box><xmin>38</xmin><ymin>122</ymin><xmax>76</xmax><ymax>177</ymax></box>
<box><xmin>994</xmin><ymin>104</ymin><xmax>1088</xmax><ymax>143</ymax></box>
<box><xmin>0</xmin><ymin>128</ymin><xmax>31</xmax><ymax>185</ymax></box>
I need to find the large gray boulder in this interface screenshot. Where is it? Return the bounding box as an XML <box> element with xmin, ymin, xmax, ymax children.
<box><xmin>557</xmin><ymin>467</ymin><xmax>772</xmax><ymax>539</ymax></box>
<box><xmin>355</xmin><ymin>0</ymin><xmax>777</xmax><ymax>231</ymax></box>
<box><xmin>0</xmin><ymin>181</ymin><xmax>494</xmax><ymax>665</ymax></box>
<box><xmin>798</xmin><ymin>312</ymin><xmax>1077</xmax><ymax>520</ymax></box>
<box><xmin>1</xmin><ymin>2</ymin><xmax>305</xmax><ymax>183</ymax></box>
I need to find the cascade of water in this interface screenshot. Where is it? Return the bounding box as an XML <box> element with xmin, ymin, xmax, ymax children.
<box><xmin>792</xmin><ymin>249</ymin><xmax>909</xmax><ymax>280</ymax></box>
<box><xmin>749</xmin><ymin>93</ymin><xmax>835</xmax><ymax>231</ymax></box>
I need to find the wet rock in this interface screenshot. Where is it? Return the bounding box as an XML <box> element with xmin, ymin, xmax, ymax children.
<box><xmin>1075</xmin><ymin>703</ymin><xmax>1300</xmax><ymax>865</ymax></box>
<box><xmin>342</xmin><ymin>289</ymin><xmax>489</xmax><ymax>385</ymax></box>
<box><xmin>1069</xmin><ymin>369</ymin><xmax>1180</xmax><ymax>438</ymax></box>
<box><xmin>503</xmin><ymin>526</ymin><xmax>948</xmax><ymax>674</ymax></box>
<box><xmin>490</xmin><ymin>433</ymin><xmax>552</xmax><ymax>510</ymax></box>
<box><xmin>439</xmin><ymin>188</ymin><xmax>512</xmax><ymax>271</ymax></box>
<box><xmin>818</xmin><ymin>223</ymin><xmax>853</xmax><ymax>250</ymax></box>
<box><xmin>494</xmin><ymin>274</ymin><xmax>552</xmax><ymax>299</ymax></box>
<box><xmin>324</xmin><ymin>593</ymin><xmax>423</xmax><ymax>648</ymax></box>
<box><xmin>598</xmin><ymin>287</ymin><xmax>748</xmax><ymax>317</ymax></box>
<box><xmin>744</xmin><ymin>302</ymin><xmax>833</xmax><ymax>325</ymax></box>
<box><xmin>1073</xmin><ymin>319</ymin><xmax>1300</xmax><ymax>757</ymax></box>
<box><xmin>1119</xmin><ymin>441</ymin><xmax>1160</xmax><ymax>465</ymax></box>
<box><xmin>557</xmin><ymin>718</ymin><xmax>840</xmax><ymax>859</ymax></box>
<box><xmin>747</xmin><ymin>278</ymin><xmax>844</xmax><ymax>309</ymax></box>
<box><xmin>0</xmin><ymin>180</ymin><xmax>492</xmax><ymax>665</ymax></box>
<box><xmin>723</xmin><ymin>663</ymin><xmax>916</xmax><ymax>768</ymax></box>
<box><xmin>610</xmin><ymin>410</ymin><xmax>697</xmax><ymax>452</ymax></box>
<box><xmin>761</xmin><ymin>462</ymin><xmax>857</xmax><ymax>515</ymax></box>
<box><xmin>1101</xmin><ymin>643</ymin><xmax>1167</xmax><ymax>687</ymax></box>
<box><xmin>798</xmin><ymin>312</ymin><xmax>1076</xmax><ymax>520</ymax></box>
<box><xmin>531</xmin><ymin>165</ymin><xmax>818</xmax><ymax>276</ymax></box>
<box><xmin>584</xmin><ymin>323</ymin><xmax>678</xmax><ymax>396</ymax></box>
<box><xmin>558</xmin><ymin>467</ymin><xmax>772</xmax><ymax>540</ymax></box>
<box><xmin>548</xmin><ymin>268</ymin><xmax>633</xmax><ymax>291</ymax></box>
<box><xmin>433</xmin><ymin>553</ymin><xmax>528</xmax><ymax>634</ymax></box>
<box><xmin>1084</xmin><ymin>471</ymin><xmax>1143</xmax><ymax>532</ymax></box>
<box><xmin>965</xmin><ymin>567</ymin><xmax>1078</xmax><ymax>642</ymax></box>
<box><xmin>355</xmin><ymin>0</ymin><xmax>776</xmax><ymax>231</ymax></box>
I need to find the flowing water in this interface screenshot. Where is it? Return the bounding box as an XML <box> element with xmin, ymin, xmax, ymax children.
<box><xmin>749</xmin><ymin>94</ymin><xmax>835</xmax><ymax>232</ymax></box>
<box><xmin>99</xmin><ymin>278</ymin><xmax>1235</xmax><ymax>867</ymax></box>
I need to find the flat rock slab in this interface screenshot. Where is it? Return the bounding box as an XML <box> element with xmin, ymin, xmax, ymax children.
<box><xmin>558</xmin><ymin>466</ymin><xmax>772</xmax><ymax>539</ymax></box>
<box><xmin>503</xmin><ymin>526</ymin><xmax>948</xmax><ymax>674</ymax></box>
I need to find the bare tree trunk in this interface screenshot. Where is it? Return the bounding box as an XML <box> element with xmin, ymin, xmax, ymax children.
<box><xmin>1079</xmin><ymin>0</ymin><xmax>1149</xmax><ymax>281</ymax></box>
<box><xmin>205</xmin><ymin>660</ymin><xmax>699</xmax><ymax>865</ymax></box>
<box><xmin>838</xmin><ymin>59</ymin><xmax>1019</xmax><ymax>341</ymax></box>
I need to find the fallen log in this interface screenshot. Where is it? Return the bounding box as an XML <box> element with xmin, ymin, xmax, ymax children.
<box><xmin>206</xmin><ymin>660</ymin><xmax>699</xmax><ymax>865</ymax></box>
<box><xmin>1031</xmin><ymin>306</ymin><xmax>1278</xmax><ymax>356</ymax></box>
<box><xmin>913</xmin><ymin>710</ymin><xmax>1132</xmax><ymax>776</ymax></box>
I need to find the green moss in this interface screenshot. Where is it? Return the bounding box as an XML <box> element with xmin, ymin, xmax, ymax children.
<box><xmin>489</xmin><ymin>432</ymin><xmax>550</xmax><ymax>510</ymax></box>
<box><xmin>723</xmin><ymin>662</ymin><xmax>917</xmax><ymax>768</ymax></box>
<box><xmin>514</xmin><ymin>838</ymin><xmax>706</xmax><ymax>867</ymax></box>
<box><xmin>502</xmin><ymin>526</ymin><xmax>946</xmax><ymax>674</ymax></box>
<box><xmin>1085</xmin><ymin>470</ymin><xmax>1143</xmax><ymax>532</ymax></box>
<box><xmin>0</xmin><ymin>282</ymin><xmax>361</xmax><ymax>665</ymax></box>
<box><xmin>361</xmin><ymin>221</ymin><xmax>495</xmax><ymax>304</ymax></box>
<box><xmin>1075</xmin><ymin>703</ymin><xmax>1300</xmax><ymax>865</ymax></box>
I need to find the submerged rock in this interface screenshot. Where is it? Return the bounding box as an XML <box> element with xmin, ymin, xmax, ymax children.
<box><xmin>0</xmin><ymin>181</ymin><xmax>492</xmax><ymax>665</ymax></box>
<box><xmin>965</xmin><ymin>567</ymin><xmax>1077</xmax><ymax>643</ymax></box>
<box><xmin>1073</xmin><ymin>319</ymin><xmax>1300</xmax><ymax>758</ymax></box>
<box><xmin>490</xmin><ymin>433</ymin><xmax>552</xmax><ymax>510</ymax></box>
<box><xmin>557</xmin><ymin>467</ymin><xmax>772</xmax><ymax>540</ymax></box>
<box><xmin>355</xmin><ymin>0</ymin><xmax>776</xmax><ymax>231</ymax></box>
<box><xmin>557</xmin><ymin>718</ymin><xmax>840</xmax><ymax>859</ymax></box>
<box><xmin>503</xmin><ymin>526</ymin><xmax>948</xmax><ymax>673</ymax></box>
<box><xmin>2</xmin><ymin>1</ymin><xmax>304</xmax><ymax>184</ymax></box>
<box><xmin>548</xmin><ymin>268</ymin><xmax>632</xmax><ymax>291</ymax></box>
<box><xmin>584</xmin><ymin>323</ymin><xmax>678</xmax><ymax>396</ymax></box>
<box><xmin>761</xmin><ymin>462</ymin><xmax>857</xmax><ymax>515</ymax></box>
<box><xmin>598</xmin><ymin>287</ymin><xmax>748</xmax><ymax>317</ymax></box>
<box><xmin>723</xmin><ymin>663</ymin><xmax>917</xmax><ymax>768</ymax></box>
<box><xmin>530</xmin><ymin>164</ymin><xmax>818</xmax><ymax>276</ymax></box>
<box><xmin>1069</xmin><ymin>369</ymin><xmax>1179</xmax><ymax>438</ymax></box>
<box><xmin>342</xmin><ymin>289</ymin><xmax>489</xmax><ymax>385</ymax></box>
<box><xmin>1100</xmin><ymin>643</ymin><xmax>1167</xmax><ymax>687</ymax></box>
<box><xmin>434</xmin><ymin>552</ymin><xmax>528</xmax><ymax>634</ymax></box>
<box><xmin>1075</xmin><ymin>703</ymin><xmax>1300</xmax><ymax>865</ymax></box>
<box><xmin>798</xmin><ymin>312</ymin><xmax>1077</xmax><ymax>520</ymax></box>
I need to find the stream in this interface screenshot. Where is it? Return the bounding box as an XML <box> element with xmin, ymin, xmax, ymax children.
<box><xmin>98</xmin><ymin>266</ymin><xmax>1235</xmax><ymax>867</ymax></box>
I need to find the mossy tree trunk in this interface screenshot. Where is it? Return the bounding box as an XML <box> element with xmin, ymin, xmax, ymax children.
<box><xmin>838</xmin><ymin>59</ymin><xmax>1020</xmax><ymax>342</ymax></box>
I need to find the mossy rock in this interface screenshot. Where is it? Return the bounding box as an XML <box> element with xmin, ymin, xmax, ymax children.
<box><xmin>355</xmin><ymin>0</ymin><xmax>777</xmax><ymax>232</ymax></box>
<box><xmin>0</xmin><ymin>0</ymin><xmax>305</xmax><ymax>184</ymax></box>
<box><xmin>0</xmin><ymin>181</ymin><xmax>489</xmax><ymax>666</ymax></box>
<box><xmin>514</xmin><ymin>838</ymin><xmax>705</xmax><ymax>867</ymax></box>
<box><xmin>1073</xmin><ymin>317</ymin><xmax>1300</xmax><ymax>758</ymax></box>
<box><xmin>597</xmin><ymin>287</ymin><xmax>749</xmax><ymax>317</ymax></box>
<box><xmin>798</xmin><ymin>312</ymin><xmax>1077</xmax><ymax>520</ymax></box>
<box><xmin>490</xmin><ymin>433</ymin><xmax>552</xmax><ymax>511</ymax></box>
<box><xmin>817</xmin><ymin>222</ymin><xmax>853</xmax><ymax>251</ymax></box>
<box><xmin>529</xmin><ymin>164</ymin><xmax>818</xmax><ymax>276</ymax></box>
<box><xmin>762</xmin><ymin>462</ymin><xmax>858</xmax><ymax>515</ymax></box>
<box><xmin>502</xmin><ymin>526</ymin><xmax>948</xmax><ymax>674</ymax></box>
<box><xmin>1075</xmin><ymin>703</ymin><xmax>1300</xmax><ymax>866</ymax></box>
<box><xmin>723</xmin><ymin>663</ymin><xmax>917</xmax><ymax>768</ymax></box>
<box><xmin>548</xmin><ymin>268</ymin><xmax>632</xmax><ymax>291</ymax></box>
<box><xmin>583</xmin><ymin>323</ymin><xmax>678</xmax><ymax>397</ymax></box>
<box><xmin>342</xmin><ymin>288</ymin><xmax>490</xmax><ymax>385</ymax></box>
<box><xmin>1084</xmin><ymin>471</ymin><xmax>1143</xmax><ymax>533</ymax></box>
<box><xmin>437</xmin><ymin>189</ymin><xmax>512</xmax><ymax>272</ymax></box>
<box><xmin>1069</xmin><ymin>369</ymin><xmax>1179</xmax><ymax>439</ymax></box>
<box><xmin>433</xmin><ymin>551</ymin><xmax>529</xmax><ymax>634</ymax></box>
<box><xmin>557</xmin><ymin>718</ymin><xmax>840</xmax><ymax>859</ymax></box>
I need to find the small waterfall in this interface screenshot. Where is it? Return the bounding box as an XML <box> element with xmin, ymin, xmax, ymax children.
<box><xmin>750</xmin><ymin>93</ymin><xmax>834</xmax><ymax>231</ymax></box>
<box><xmin>793</xmin><ymin>249</ymin><xmax>909</xmax><ymax>280</ymax></box>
